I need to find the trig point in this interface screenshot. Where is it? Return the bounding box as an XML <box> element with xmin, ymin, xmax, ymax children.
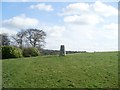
<box><xmin>59</xmin><ymin>45</ymin><xmax>66</xmax><ymax>56</ymax></box>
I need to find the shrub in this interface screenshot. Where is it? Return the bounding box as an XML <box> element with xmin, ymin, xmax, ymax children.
<box><xmin>22</xmin><ymin>47</ymin><xmax>40</xmax><ymax>57</ymax></box>
<box><xmin>2</xmin><ymin>46</ymin><xmax>23</xmax><ymax>59</ymax></box>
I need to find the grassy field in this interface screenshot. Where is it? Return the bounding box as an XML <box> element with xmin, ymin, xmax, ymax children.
<box><xmin>2</xmin><ymin>52</ymin><xmax>118</xmax><ymax>88</ymax></box>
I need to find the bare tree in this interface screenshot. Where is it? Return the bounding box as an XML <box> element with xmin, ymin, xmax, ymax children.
<box><xmin>12</xmin><ymin>30</ymin><xmax>26</xmax><ymax>48</ymax></box>
<box><xmin>12</xmin><ymin>29</ymin><xmax>46</xmax><ymax>49</ymax></box>
<box><xmin>25</xmin><ymin>29</ymin><xmax>46</xmax><ymax>48</ymax></box>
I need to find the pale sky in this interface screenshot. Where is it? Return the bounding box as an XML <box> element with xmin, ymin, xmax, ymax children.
<box><xmin>1</xmin><ymin>1</ymin><xmax>118</xmax><ymax>52</ymax></box>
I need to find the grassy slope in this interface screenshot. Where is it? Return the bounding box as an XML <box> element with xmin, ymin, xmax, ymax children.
<box><xmin>2</xmin><ymin>52</ymin><xmax>118</xmax><ymax>88</ymax></box>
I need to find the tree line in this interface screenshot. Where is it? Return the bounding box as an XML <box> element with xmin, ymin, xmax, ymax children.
<box><xmin>1</xmin><ymin>28</ymin><xmax>46</xmax><ymax>59</ymax></box>
<box><xmin>41</xmin><ymin>49</ymin><xmax>87</xmax><ymax>55</ymax></box>
<box><xmin>1</xmin><ymin>28</ymin><xmax>46</xmax><ymax>49</ymax></box>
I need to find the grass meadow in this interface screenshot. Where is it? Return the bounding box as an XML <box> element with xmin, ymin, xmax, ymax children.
<box><xmin>2</xmin><ymin>52</ymin><xmax>118</xmax><ymax>88</ymax></box>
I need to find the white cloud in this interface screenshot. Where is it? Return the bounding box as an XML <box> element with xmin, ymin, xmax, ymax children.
<box><xmin>60</xmin><ymin>3</ymin><xmax>90</xmax><ymax>15</ymax></box>
<box><xmin>38</xmin><ymin>1</ymin><xmax>117</xmax><ymax>51</ymax></box>
<box><xmin>103</xmin><ymin>23</ymin><xmax>118</xmax><ymax>30</ymax></box>
<box><xmin>43</xmin><ymin>25</ymin><xmax>67</xmax><ymax>50</ymax></box>
<box><xmin>44</xmin><ymin>1</ymin><xmax>118</xmax><ymax>51</ymax></box>
<box><xmin>0</xmin><ymin>27</ymin><xmax>17</xmax><ymax>35</ymax></box>
<box><xmin>61</xmin><ymin>1</ymin><xmax>117</xmax><ymax>17</ymax></box>
<box><xmin>30</xmin><ymin>3</ymin><xmax>54</xmax><ymax>11</ymax></box>
<box><xmin>93</xmin><ymin>1</ymin><xmax>118</xmax><ymax>17</ymax></box>
<box><xmin>3</xmin><ymin>14</ymin><xmax>39</xmax><ymax>29</ymax></box>
<box><xmin>1</xmin><ymin>14</ymin><xmax>40</xmax><ymax>36</ymax></box>
<box><xmin>67</xmin><ymin>25</ymin><xmax>117</xmax><ymax>51</ymax></box>
<box><xmin>48</xmin><ymin>26</ymin><xmax>65</xmax><ymax>37</ymax></box>
<box><xmin>64</xmin><ymin>14</ymin><xmax>104</xmax><ymax>25</ymax></box>
<box><xmin>43</xmin><ymin>22</ymin><xmax>118</xmax><ymax>51</ymax></box>
<box><xmin>67</xmin><ymin>3</ymin><xmax>89</xmax><ymax>11</ymax></box>
<box><xmin>60</xmin><ymin>1</ymin><xmax>117</xmax><ymax>26</ymax></box>
<box><xmin>102</xmin><ymin>23</ymin><xmax>118</xmax><ymax>39</ymax></box>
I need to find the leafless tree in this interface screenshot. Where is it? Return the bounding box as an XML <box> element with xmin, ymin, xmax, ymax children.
<box><xmin>12</xmin><ymin>30</ymin><xmax>26</xmax><ymax>48</ymax></box>
<box><xmin>25</xmin><ymin>29</ymin><xmax>46</xmax><ymax>48</ymax></box>
<box><xmin>12</xmin><ymin>29</ymin><xmax>46</xmax><ymax>49</ymax></box>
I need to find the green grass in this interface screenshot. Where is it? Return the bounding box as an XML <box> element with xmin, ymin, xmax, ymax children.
<box><xmin>2</xmin><ymin>52</ymin><xmax>118</xmax><ymax>88</ymax></box>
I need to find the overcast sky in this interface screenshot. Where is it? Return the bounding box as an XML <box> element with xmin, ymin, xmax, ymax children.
<box><xmin>1</xmin><ymin>1</ymin><xmax>118</xmax><ymax>52</ymax></box>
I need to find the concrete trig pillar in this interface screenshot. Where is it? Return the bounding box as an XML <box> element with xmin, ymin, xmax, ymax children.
<box><xmin>59</xmin><ymin>45</ymin><xmax>66</xmax><ymax>56</ymax></box>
